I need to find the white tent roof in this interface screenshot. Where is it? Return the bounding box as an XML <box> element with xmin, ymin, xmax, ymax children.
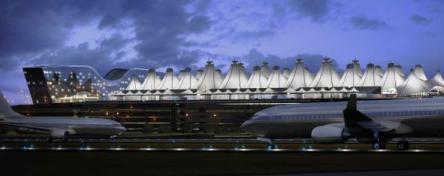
<box><xmin>350</xmin><ymin>59</ymin><xmax>363</xmax><ymax>77</ymax></box>
<box><xmin>141</xmin><ymin>69</ymin><xmax>161</xmax><ymax>90</ymax></box>
<box><xmin>375</xmin><ymin>65</ymin><xmax>384</xmax><ymax>77</ymax></box>
<box><xmin>397</xmin><ymin>71</ymin><xmax>430</xmax><ymax>95</ymax></box>
<box><xmin>219</xmin><ymin>61</ymin><xmax>249</xmax><ymax>89</ymax></box>
<box><xmin>126</xmin><ymin>77</ymin><xmax>142</xmax><ymax>90</ymax></box>
<box><xmin>177</xmin><ymin>69</ymin><xmax>186</xmax><ymax>81</ymax></box>
<box><xmin>395</xmin><ymin>64</ymin><xmax>405</xmax><ymax>77</ymax></box>
<box><xmin>159</xmin><ymin>68</ymin><xmax>179</xmax><ymax>90</ymax></box>
<box><xmin>260</xmin><ymin>62</ymin><xmax>271</xmax><ymax>78</ymax></box>
<box><xmin>193</xmin><ymin>61</ymin><xmax>224</xmax><ymax>92</ymax></box>
<box><xmin>309</xmin><ymin>58</ymin><xmax>341</xmax><ymax>88</ymax></box>
<box><xmin>413</xmin><ymin>64</ymin><xmax>427</xmax><ymax>81</ymax></box>
<box><xmin>282</xmin><ymin>68</ymin><xmax>290</xmax><ymax>78</ymax></box>
<box><xmin>267</xmin><ymin>66</ymin><xmax>287</xmax><ymax>88</ymax></box>
<box><xmin>429</xmin><ymin>71</ymin><xmax>444</xmax><ymax>87</ymax></box>
<box><xmin>358</xmin><ymin>63</ymin><xmax>382</xmax><ymax>87</ymax></box>
<box><xmin>381</xmin><ymin>63</ymin><xmax>405</xmax><ymax>91</ymax></box>
<box><xmin>339</xmin><ymin>60</ymin><xmax>362</xmax><ymax>87</ymax></box>
<box><xmin>177</xmin><ymin>68</ymin><xmax>197</xmax><ymax>90</ymax></box>
<box><xmin>215</xmin><ymin>69</ymin><xmax>224</xmax><ymax>84</ymax></box>
<box><xmin>195</xmin><ymin>69</ymin><xmax>203</xmax><ymax>80</ymax></box>
<box><xmin>286</xmin><ymin>59</ymin><xmax>313</xmax><ymax>89</ymax></box>
<box><xmin>247</xmin><ymin>66</ymin><xmax>268</xmax><ymax>88</ymax></box>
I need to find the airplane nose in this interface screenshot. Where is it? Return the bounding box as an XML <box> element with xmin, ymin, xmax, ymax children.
<box><xmin>241</xmin><ymin>120</ymin><xmax>253</xmax><ymax>131</ymax></box>
<box><xmin>118</xmin><ymin>126</ymin><xmax>126</xmax><ymax>133</ymax></box>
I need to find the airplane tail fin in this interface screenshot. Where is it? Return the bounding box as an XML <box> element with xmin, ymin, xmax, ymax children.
<box><xmin>343</xmin><ymin>94</ymin><xmax>372</xmax><ymax>129</ymax></box>
<box><xmin>0</xmin><ymin>91</ymin><xmax>22</xmax><ymax>119</ymax></box>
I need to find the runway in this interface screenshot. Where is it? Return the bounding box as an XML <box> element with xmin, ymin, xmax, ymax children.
<box><xmin>2</xmin><ymin>150</ymin><xmax>444</xmax><ymax>176</ymax></box>
<box><xmin>2</xmin><ymin>137</ymin><xmax>444</xmax><ymax>152</ymax></box>
<box><xmin>2</xmin><ymin>137</ymin><xmax>444</xmax><ymax>175</ymax></box>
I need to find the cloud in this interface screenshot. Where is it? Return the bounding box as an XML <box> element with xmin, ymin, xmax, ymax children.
<box><xmin>0</xmin><ymin>0</ymin><xmax>214</xmax><ymax>72</ymax></box>
<box><xmin>0</xmin><ymin>0</ymin><xmax>76</xmax><ymax>71</ymax></box>
<box><xmin>231</xmin><ymin>30</ymin><xmax>275</xmax><ymax>42</ymax></box>
<box><xmin>241</xmin><ymin>49</ymin><xmax>339</xmax><ymax>72</ymax></box>
<box><xmin>96</xmin><ymin>1</ymin><xmax>212</xmax><ymax>68</ymax></box>
<box><xmin>350</xmin><ymin>16</ymin><xmax>388</xmax><ymax>30</ymax></box>
<box><xmin>410</xmin><ymin>15</ymin><xmax>431</xmax><ymax>25</ymax></box>
<box><xmin>287</xmin><ymin>0</ymin><xmax>334</xmax><ymax>21</ymax></box>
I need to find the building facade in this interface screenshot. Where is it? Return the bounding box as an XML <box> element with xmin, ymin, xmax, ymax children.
<box><xmin>24</xmin><ymin>59</ymin><xmax>443</xmax><ymax>104</ymax></box>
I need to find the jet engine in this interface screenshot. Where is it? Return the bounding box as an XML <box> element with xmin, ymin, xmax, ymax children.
<box><xmin>311</xmin><ymin>124</ymin><xmax>350</xmax><ymax>143</ymax></box>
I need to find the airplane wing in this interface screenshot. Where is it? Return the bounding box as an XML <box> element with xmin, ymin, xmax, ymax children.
<box><xmin>342</xmin><ymin>94</ymin><xmax>395</xmax><ymax>132</ymax></box>
<box><xmin>356</xmin><ymin>121</ymin><xmax>394</xmax><ymax>132</ymax></box>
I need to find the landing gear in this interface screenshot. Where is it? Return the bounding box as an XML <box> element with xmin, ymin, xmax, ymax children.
<box><xmin>396</xmin><ymin>140</ymin><xmax>410</xmax><ymax>150</ymax></box>
<box><xmin>267</xmin><ymin>144</ymin><xmax>277</xmax><ymax>150</ymax></box>
<box><xmin>257</xmin><ymin>137</ymin><xmax>277</xmax><ymax>150</ymax></box>
<box><xmin>371</xmin><ymin>141</ymin><xmax>386</xmax><ymax>150</ymax></box>
<box><xmin>371</xmin><ymin>132</ymin><xmax>386</xmax><ymax>150</ymax></box>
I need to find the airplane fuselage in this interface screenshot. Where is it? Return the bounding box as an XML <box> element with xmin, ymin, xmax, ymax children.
<box><xmin>2</xmin><ymin>116</ymin><xmax>125</xmax><ymax>136</ymax></box>
<box><xmin>242</xmin><ymin>98</ymin><xmax>444</xmax><ymax>139</ymax></box>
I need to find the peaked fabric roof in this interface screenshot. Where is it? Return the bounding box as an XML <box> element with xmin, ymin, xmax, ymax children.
<box><xmin>381</xmin><ymin>63</ymin><xmax>405</xmax><ymax>91</ymax></box>
<box><xmin>195</xmin><ymin>70</ymin><xmax>203</xmax><ymax>80</ymax></box>
<box><xmin>413</xmin><ymin>65</ymin><xmax>428</xmax><ymax>81</ymax></box>
<box><xmin>351</xmin><ymin>59</ymin><xmax>363</xmax><ymax>77</ymax></box>
<box><xmin>126</xmin><ymin>77</ymin><xmax>142</xmax><ymax>90</ymax></box>
<box><xmin>177</xmin><ymin>69</ymin><xmax>186</xmax><ymax>81</ymax></box>
<box><xmin>260</xmin><ymin>62</ymin><xmax>271</xmax><ymax>78</ymax></box>
<box><xmin>219</xmin><ymin>61</ymin><xmax>249</xmax><ymax>89</ymax></box>
<box><xmin>267</xmin><ymin>66</ymin><xmax>287</xmax><ymax>88</ymax></box>
<box><xmin>358</xmin><ymin>64</ymin><xmax>382</xmax><ymax>87</ymax></box>
<box><xmin>282</xmin><ymin>68</ymin><xmax>290</xmax><ymax>78</ymax></box>
<box><xmin>375</xmin><ymin>65</ymin><xmax>384</xmax><ymax>77</ymax></box>
<box><xmin>286</xmin><ymin>59</ymin><xmax>313</xmax><ymax>89</ymax></box>
<box><xmin>194</xmin><ymin>61</ymin><xmax>224</xmax><ymax>92</ymax></box>
<box><xmin>397</xmin><ymin>71</ymin><xmax>430</xmax><ymax>95</ymax></box>
<box><xmin>429</xmin><ymin>71</ymin><xmax>444</xmax><ymax>87</ymax></box>
<box><xmin>395</xmin><ymin>64</ymin><xmax>405</xmax><ymax>77</ymax></box>
<box><xmin>159</xmin><ymin>68</ymin><xmax>179</xmax><ymax>90</ymax></box>
<box><xmin>141</xmin><ymin>69</ymin><xmax>161</xmax><ymax>90</ymax></box>
<box><xmin>310</xmin><ymin>58</ymin><xmax>341</xmax><ymax>87</ymax></box>
<box><xmin>246</xmin><ymin>66</ymin><xmax>268</xmax><ymax>88</ymax></box>
<box><xmin>177</xmin><ymin>68</ymin><xmax>197</xmax><ymax>90</ymax></box>
<box><xmin>339</xmin><ymin>60</ymin><xmax>362</xmax><ymax>87</ymax></box>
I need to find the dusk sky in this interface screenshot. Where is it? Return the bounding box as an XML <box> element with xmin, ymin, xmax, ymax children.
<box><xmin>1</xmin><ymin>0</ymin><xmax>444</xmax><ymax>104</ymax></box>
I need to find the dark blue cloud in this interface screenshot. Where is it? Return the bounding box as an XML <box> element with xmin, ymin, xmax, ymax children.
<box><xmin>0</xmin><ymin>0</ymin><xmax>86</xmax><ymax>71</ymax></box>
<box><xmin>410</xmin><ymin>15</ymin><xmax>431</xmax><ymax>25</ymax></box>
<box><xmin>350</xmin><ymin>16</ymin><xmax>388</xmax><ymax>30</ymax></box>
<box><xmin>0</xmin><ymin>0</ymin><xmax>213</xmax><ymax>73</ymax></box>
<box><xmin>242</xmin><ymin>49</ymin><xmax>340</xmax><ymax>73</ymax></box>
<box><xmin>287</xmin><ymin>0</ymin><xmax>335</xmax><ymax>21</ymax></box>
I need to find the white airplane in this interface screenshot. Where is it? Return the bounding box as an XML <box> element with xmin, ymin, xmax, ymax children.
<box><xmin>242</xmin><ymin>94</ymin><xmax>444</xmax><ymax>150</ymax></box>
<box><xmin>0</xmin><ymin>91</ymin><xmax>126</xmax><ymax>140</ymax></box>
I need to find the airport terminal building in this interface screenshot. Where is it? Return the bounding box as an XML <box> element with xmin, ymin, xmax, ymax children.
<box><xmin>17</xmin><ymin>59</ymin><xmax>444</xmax><ymax>133</ymax></box>
<box><xmin>23</xmin><ymin>58</ymin><xmax>444</xmax><ymax>104</ymax></box>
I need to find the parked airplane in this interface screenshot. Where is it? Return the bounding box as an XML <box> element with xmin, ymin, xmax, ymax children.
<box><xmin>0</xmin><ymin>91</ymin><xmax>126</xmax><ymax>140</ymax></box>
<box><xmin>242</xmin><ymin>94</ymin><xmax>444</xmax><ymax>150</ymax></box>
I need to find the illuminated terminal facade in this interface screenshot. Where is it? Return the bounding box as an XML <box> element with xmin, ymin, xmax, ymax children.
<box><xmin>18</xmin><ymin>59</ymin><xmax>444</xmax><ymax>133</ymax></box>
<box><xmin>23</xmin><ymin>59</ymin><xmax>444</xmax><ymax>104</ymax></box>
